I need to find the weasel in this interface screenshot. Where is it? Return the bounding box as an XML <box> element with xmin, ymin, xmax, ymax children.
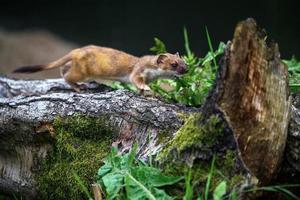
<box><xmin>13</xmin><ymin>45</ymin><xmax>187</xmax><ymax>92</ymax></box>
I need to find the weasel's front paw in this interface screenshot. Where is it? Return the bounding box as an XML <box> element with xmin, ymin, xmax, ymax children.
<box><xmin>78</xmin><ymin>83</ymin><xmax>88</xmax><ymax>90</ymax></box>
<box><xmin>139</xmin><ymin>89</ymin><xmax>153</xmax><ymax>97</ymax></box>
<box><xmin>71</xmin><ymin>83</ymin><xmax>88</xmax><ymax>93</ymax></box>
<box><xmin>141</xmin><ymin>85</ymin><xmax>151</xmax><ymax>91</ymax></box>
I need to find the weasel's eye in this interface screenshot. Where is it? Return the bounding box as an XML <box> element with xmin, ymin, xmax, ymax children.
<box><xmin>171</xmin><ymin>63</ymin><xmax>178</xmax><ymax>68</ymax></box>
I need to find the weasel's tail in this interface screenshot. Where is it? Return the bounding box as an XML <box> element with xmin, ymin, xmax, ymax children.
<box><xmin>13</xmin><ymin>52</ymin><xmax>72</xmax><ymax>73</ymax></box>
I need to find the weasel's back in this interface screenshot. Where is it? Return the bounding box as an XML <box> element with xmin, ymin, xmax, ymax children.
<box><xmin>73</xmin><ymin>45</ymin><xmax>138</xmax><ymax>77</ymax></box>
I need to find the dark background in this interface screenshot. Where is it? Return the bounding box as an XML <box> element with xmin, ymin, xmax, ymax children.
<box><xmin>1</xmin><ymin>0</ymin><xmax>299</xmax><ymax>58</ymax></box>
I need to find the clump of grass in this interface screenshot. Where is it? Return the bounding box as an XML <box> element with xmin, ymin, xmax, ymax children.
<box><xmin>182</xmin><ymin>156</ymin><xmax>233</xmax><ymax>200</ymax></box>
<box><xmin>149</xmin><ymin>28</ymin><xmax>225</xmax><ymax>106</ymax></box>
<box><xmin>182</xmin><ymin>156</ymin><xmax>300</xmax><ymax>200</ymax></box>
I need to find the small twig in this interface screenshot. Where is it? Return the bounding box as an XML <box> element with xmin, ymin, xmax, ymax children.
<box><xmin>92</xmin><ymin>183</ymin><xmax>103</xmax><ymax>200</ymax></box>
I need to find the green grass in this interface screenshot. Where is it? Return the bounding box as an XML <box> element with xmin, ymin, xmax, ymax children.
<box><xmin>182</xmin><ymin>156</ymin><xmax>300</xmax><ymax>200</ymax></box>
<box><xmin>284</xmin><ymin>56</ymin><xmax>300</xmax><ymax>92</ymax></box>
<box><xmin>149</xmin><ymin>28</ymin><xmax>225</xmax><ymax>106</ymax></box>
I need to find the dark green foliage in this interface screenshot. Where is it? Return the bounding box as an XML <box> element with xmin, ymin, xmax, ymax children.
<box><xmin>97</xmin><ymin>145</ymin><xmax>183</xmax><ymax>200</ymax></box>
<box><xmin>283</xmin><ymin>57</ymin><xmax>300</xmax><ymax>92</ymax></box>
<box><xmin>149</xmin><ymin>37</ymin><xmax>167</xmax><ymax>54</ymax></box>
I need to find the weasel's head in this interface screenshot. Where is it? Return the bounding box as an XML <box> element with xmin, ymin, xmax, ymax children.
<box><xmin>156</xmin><ymin>53</ymin><xmax>187</xmax><ymax>75</ymax></box>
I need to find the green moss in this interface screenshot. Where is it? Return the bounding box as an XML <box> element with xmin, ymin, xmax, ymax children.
<box><xmin>221</xmin><ymin>150</ymin><xmax>236</xmax><ymax>173</ymax></box>
<box><xmin>157</xmin><ymin>115</ymin><xmax>245</xmax><ymax>198</ymax></box>
<box><xmin>36</xmin><ymin>114</ymin><xmax>116</xmax><ymax>200</ymax></box>
<box><xmin>228</xmin><ymin>174</ymin><xmax>244</xmax><ymax>189</ymax></box>
<box><xmin>155</xmin><ymin>112</ymin><xmax>192</xmax><ymax>146</ymax></box>
<box><xmin>156</xmin><ymin>130</ymin><xmax>173</xmax><ymax>146</ymax></box>
<box><xmin>158</xmin><ymin>114</ymin><xmax>224</xmax><ymax>159</ymax></box>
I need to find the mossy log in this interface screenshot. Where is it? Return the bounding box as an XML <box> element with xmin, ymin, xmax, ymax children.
<box><xmin>0</xmin><ymin>77</ymin><xmax>195</xmax><ymax>198</ymax></box>
<box><xmin>0</xmin><ymin>18</ymin><xmax>298</xmax><ymax>199</ymax></box>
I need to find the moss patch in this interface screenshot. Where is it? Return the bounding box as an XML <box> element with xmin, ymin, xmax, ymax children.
<box><xmin>156</xmin><ymin>130</ymin><xmax>173</xmax><ymax>146</ymax></box>
<box><xmin>158</xmin><ymin>113</ymin><xmax>224</xmax><ymax>159</ymax></box>
<box><xmin>36</xmin><ymin>114</ymin><xmax>116</xmax><ymax>200</ymax></box>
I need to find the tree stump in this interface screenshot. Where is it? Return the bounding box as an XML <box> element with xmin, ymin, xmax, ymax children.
<box><xmin>213</xmin><ymin>19</ymin><xmax>291</xmax><ymax>185</ymax></box>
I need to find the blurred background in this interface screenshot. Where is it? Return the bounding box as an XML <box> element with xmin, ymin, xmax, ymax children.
<box><xmin>0</xmin><ymin>0</ymin><xmax>299</xmax><ymax>79</ymax></box>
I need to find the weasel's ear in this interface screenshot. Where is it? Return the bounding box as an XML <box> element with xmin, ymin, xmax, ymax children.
<box><xmin>157</xmin><ymin>54</ymin><xmax>168</xmax><ymax>64</ymax></box>
<box><xmin>175</xmin><ymin>52</ymin><xmax>180</xmax><ymax>57</ymax></box>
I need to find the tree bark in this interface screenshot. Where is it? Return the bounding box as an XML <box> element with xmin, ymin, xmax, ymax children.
<box><xmin>0</xmin><ymin>18</ymin><xmax>298</xmax><ymax>199</ymax></box>
<box><xmin>276</xmin><ymin>94</ymin><xmax>300</xmax><ymax>184</ymax></box>
<box><xmin>210</xmin><ymin>18</ymin><xmax>291</xmax><ymax>185</ymax></box>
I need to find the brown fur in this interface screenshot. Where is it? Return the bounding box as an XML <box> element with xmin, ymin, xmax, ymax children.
<box><xmin>13</xmin><ymin>45</ymin><xmax>187</xmax><ymax>92</ymax></box>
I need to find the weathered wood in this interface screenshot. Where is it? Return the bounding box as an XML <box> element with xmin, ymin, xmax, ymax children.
<box><xmin>286</xmin><ymin>95</ymin><xmax>300</xmax><ymax>173</ymax></box>
<box><xmin>210</xmin><ymin>18</ymin><xmax>291</xmax><ymax>185</ymax></box>
<box><xmin>0</xmin><ymin>76</ymin><xmax>111</xmax><ymax>98</ymax></box>
<box><xmin>276</xmin><ymin>95</ymin><xmax>300</xmax><ymax>184</ymax></box>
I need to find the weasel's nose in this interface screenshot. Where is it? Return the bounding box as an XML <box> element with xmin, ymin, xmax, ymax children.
<box><xmin>177</xmin><ymin>65</ymin><xmax>187</xmax><ymax>74</ymax></box>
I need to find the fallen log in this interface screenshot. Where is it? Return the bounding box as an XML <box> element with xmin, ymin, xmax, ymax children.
<box><xmin>0</xmin><ymin>18</ymin><xmax>298</xmax><ymax>199</ymax></box>
<box><xmin>0</xmin><ymin>78</ymin><xmax>195</xmax><ymax>198</ymax></box>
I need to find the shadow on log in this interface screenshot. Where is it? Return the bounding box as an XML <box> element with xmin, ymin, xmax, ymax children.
<box><xmin>0</xmin><ymin>18</ymin><xmax>298</xmax><ymax>199</ymax></box>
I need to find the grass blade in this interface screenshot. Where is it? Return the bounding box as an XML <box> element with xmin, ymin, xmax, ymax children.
<box><xmin>229</xmin><ymin>188</ymin><xmax>238</xmax><ymax>200</ymax></box>
<box><xmin>73</xmin><ymin>171</ymin><xmax>93</xmax><ymax>200</ymax></box>
<box><xmin>205</xmin><ymin>155</ymin><xmax>216</xmax><ymax>200</ymax></box>
<box><xmin>246</xmin><ymin>184</ymin><xmax>300</xmax><ymax>200</ymax></box>
<box><xmin>183</xmin><ymin>27</ymin><xmax>192</xmax><ymax>57</ymax></box>
<box><xmin>183</xmin><ymin>170</ymin><xmax>193</xmax><ymax>200</ymax></box>
<box><xmin>273</xmin><ymin>186</ymin><xmax>300</xmax><ymax>200</ymax></box>
<box><xmin>205</xmin><ymin>27</ymin><xmax>217</xmax><ymax>68</ymax></box>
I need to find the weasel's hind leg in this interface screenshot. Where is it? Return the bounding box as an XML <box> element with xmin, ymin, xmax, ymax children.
<box><xmin>63</xmin><ymin>66</ymin><xmax>87</xmax><ymax>92</ymax></box>
<box><xmin>60</xmin><ymin>61</ymin><xmax>72</xmax><ymax>77</ymax></box>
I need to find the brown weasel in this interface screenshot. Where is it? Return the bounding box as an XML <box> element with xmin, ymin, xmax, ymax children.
<box><xmin>13</xmin><ymin>45</ymin><xmax>187</xmax><ymax>92</ymax></box>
